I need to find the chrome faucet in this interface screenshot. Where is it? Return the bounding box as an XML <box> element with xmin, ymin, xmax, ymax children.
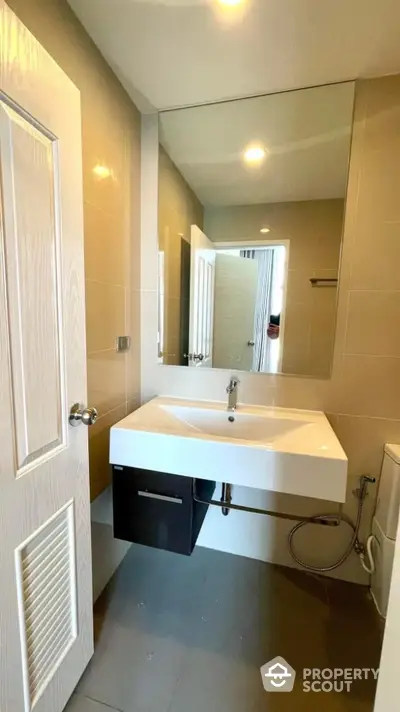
<box><xmin>226</xmin><ymin>377</ymin><xmax>239</xmax><ymax>412</ymax></box>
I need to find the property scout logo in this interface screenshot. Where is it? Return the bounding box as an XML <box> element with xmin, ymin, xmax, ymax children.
<box><xmin>260</xmin><ymin>657</ymin><xmax>379</xmax><ymax>693</ymax></box>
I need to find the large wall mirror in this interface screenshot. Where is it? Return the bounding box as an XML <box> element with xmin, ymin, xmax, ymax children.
<box><xmin>157</xmin><ymin>82</ymin><xmax>355</xmax><ymax>377</ymax></box>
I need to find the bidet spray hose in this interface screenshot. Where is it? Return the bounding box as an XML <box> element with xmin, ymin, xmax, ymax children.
<box><xmin>288</xmin><ymin>475</ymin><xmax>375</xmax><ymax>574</ymax></box>
<box><xmin>359</xmin><ymin>534</ymin><xmax>377</xmax><ymax>575</ymax></box>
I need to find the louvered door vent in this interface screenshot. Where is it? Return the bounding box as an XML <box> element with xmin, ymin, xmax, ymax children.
<box><xmin>15</xmin><ymin>502</ymin><xmax>77</xmax><ymax>710</ymax></box>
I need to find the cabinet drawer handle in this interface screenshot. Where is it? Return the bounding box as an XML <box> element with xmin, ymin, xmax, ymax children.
<box><xmin>137</xmin><ymin>490</ymin><xmax>183</xmax><ymax>504</ymax></box>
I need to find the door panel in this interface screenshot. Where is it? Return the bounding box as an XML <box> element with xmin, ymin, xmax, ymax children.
<box><xmin>213</xmin><ymin>253</ymin><xmax>258</xmax><ymax>370</ymax></box>
<box><xmin>0</xmin><ymin>3</ymin><xmax>93</xmax><ymax>712</ymax></box>
<box><xmin>0</xmin><ymin>102</ymin><xmax>65</xmax><ymax>471</ymax></box>
<box><xmin>189</xmin><ymin>225</ymin><xmax>215</xmax><ymax>368</ymax></box>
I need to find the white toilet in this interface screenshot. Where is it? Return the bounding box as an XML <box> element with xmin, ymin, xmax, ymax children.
<box><xmin>371</xmin><ymin>443</ymin><xmax>400</xmax><ymax>617</ymax></box>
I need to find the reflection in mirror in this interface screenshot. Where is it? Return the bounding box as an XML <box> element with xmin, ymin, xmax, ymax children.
<box><xmin>158</xmin><ymin>82</ymin><xmax>355</xmax><ymax>377</ymax></box>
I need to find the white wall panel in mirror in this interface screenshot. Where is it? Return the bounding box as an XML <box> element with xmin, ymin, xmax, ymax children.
<box><xmin>158</xmin><ymin>81</ymin><xmax>355</xmax><ymax>377</ymax></box>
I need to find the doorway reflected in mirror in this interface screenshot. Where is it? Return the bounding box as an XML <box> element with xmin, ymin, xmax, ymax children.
<box><xmin>213</xmin><ymin>245</ymin><xmax>287</xmax><ymax>373</ymax></box>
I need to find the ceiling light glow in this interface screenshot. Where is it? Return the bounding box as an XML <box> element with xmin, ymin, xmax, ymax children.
<box><xmin>260</xmin><ymin>228</ymin><xmax>270</xmax><ymax>234</ymax></box>
<box><xmin>218</xmin><ymin>0</ymin><xmax>243</xmax><ymax>5</ymax></box>
<box><xmin>244</xmin><ymin>145</ymin><xmax>267</xmax><ymax>164</ymax></box>
<box><xmin>92</xmin><ymin>164</ymin><xmax>112</xmax><ymax>179</ymax></box>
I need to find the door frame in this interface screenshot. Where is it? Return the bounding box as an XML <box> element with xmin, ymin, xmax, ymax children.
<box><xmin>213</xmin><ymin>239</ymin><xmax>290</xmax><ymax>373</ymax></box>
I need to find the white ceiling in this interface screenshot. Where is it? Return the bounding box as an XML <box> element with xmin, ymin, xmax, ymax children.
<box><xmin>67</xmin><ymin>0</ymin><xmax>400</xmax><ymax>111</ymax></box>
<box><xmin>159</xmin><ymin>82</ymin><xmax>354</xmax><ymax>206</ymax></box>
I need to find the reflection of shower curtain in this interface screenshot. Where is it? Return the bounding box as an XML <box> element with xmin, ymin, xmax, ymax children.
<box><xmin>240</xmin><ymin>249</ymin><xmax>275</xmax><ymax>372</ymax></box>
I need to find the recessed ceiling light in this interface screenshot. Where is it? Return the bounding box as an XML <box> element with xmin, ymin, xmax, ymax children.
<box><xmin>260</xmin><ymin>228</ymin><xmax>270</xmax><ymax>234</ymax></box>
<box><xmin>244</xmin><ymin>145</ymin><xmax>267</xmax><ymax>164</ymax></box>
<box><xmin>218</xmin><ymin>0</ymin><xmax>243</xmax><ymax>5</ymax></box>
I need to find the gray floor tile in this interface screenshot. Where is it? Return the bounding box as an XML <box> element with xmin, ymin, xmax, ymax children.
<box><xmin>65</xmin><ymin>694</ymin><xmax>120</xmax><ymax>712</ymax></box>
<box><xmin>79</xmin><ymin>544</ymin><xmax>383</xmax><ymax>712</ymax></box>
<box><xmin>78</xmin><ymin>620</ymin><xmax>184</xmax><ymax>712</ymax></box>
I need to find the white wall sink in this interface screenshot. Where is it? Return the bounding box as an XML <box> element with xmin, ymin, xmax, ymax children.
<box><xmin>162</xmin><ymin>404</ymin><xmax>308</xmax><ymax>442</ymax></box>
<box><xmin>110</xmin><ymin>397</ymin><xmax>348</xmax><ymax>503</ymax></box>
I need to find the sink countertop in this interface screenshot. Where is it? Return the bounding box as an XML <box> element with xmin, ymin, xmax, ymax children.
<box><xmin>110</xmin><ymin>397</ymin><xmax>348</xmax><ymax>503</ymax></box>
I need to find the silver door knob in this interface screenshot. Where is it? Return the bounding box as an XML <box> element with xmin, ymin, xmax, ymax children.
<box><xmin>69</xmin><ymin>403</ymin><xmax>98</xmax><ymax>427</ymax></box>
<box><xmin>247</xmin><ymin>340</ymin><xmax>255</xmax><ymax>346</ymax></box>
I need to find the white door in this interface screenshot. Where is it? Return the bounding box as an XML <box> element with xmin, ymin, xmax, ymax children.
<box><xmin>213</xmin><ymin>253</ymin><xmax>258</xmax><ymax>370</ymax></box>
<box><xmin>189</xmin><ymin>225</ymin><xmax>215</xmax><ymax>367</ymax></box>
<box><xmin>0</xmin><ymin>4</ymin><xmax>93</xmax><ymax>712</ymax></box>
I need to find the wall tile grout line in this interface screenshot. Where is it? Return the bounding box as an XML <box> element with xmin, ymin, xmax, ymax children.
<box><xmin>85</xmin><ymin>278</ymin><xmax>127</xmax><ymax>290</ymax></box>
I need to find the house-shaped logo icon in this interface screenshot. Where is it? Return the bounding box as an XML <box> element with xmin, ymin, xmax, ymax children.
<box><xmin>260</xmin><ymin>656</ymin><xmax>296</xmax><ymax>692</ymax></box>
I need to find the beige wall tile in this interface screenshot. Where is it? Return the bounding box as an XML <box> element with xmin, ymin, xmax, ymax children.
<box><xmin>345</xmin><ymin>291</ymin><xmax>400</xmax><ymax>356</ymax></box>
<box><xmin>81</xmin><ymin>99</ymin><xmax>127</xmax><ymax>216</ymax></box>
<box><xmin>315</xmin><ymin>236</ymin><xmax>342</xmax><ymax>271</ymax></box>
<box><xmin>287</xmin><ymin>233</ymin><xmax>320</xmax><ymax>272</ymax></box>
<box><xmin>86</xmin><ymin>280</ymin><xmax>126</xmax><ymax>353</ymax></box>
<box><xmin>308</xmin><ymin>325</ymin><xmax>335</xmax><ymax>379</ymax></box>
<box><xmin>281</xmin><ymin>303</ymin><xmax>312</xmax><ymax>374</ymax></box>
<box><xmin>363</xmin><ymin>75</ymin><xmax>400</xmax><ymax>152</ymax></box>
<box><xmin>327</xmin><ymin>413</ymin><xmax>400</xmax><ymax>480</ymax></box>
<box><xmin>84</xmin><ymin>201</ymin><xmax>127</xmax><ymax>285</ymax></box>
<box><xmin>272</xmin><ymin>374</ymin><xmax>333</xmax><ymax>411</ymax></box>
<box><xmin>336</xmin><ymin>355</ymin><xmax>400</xmax><ymax>419</ymax></box>
<box><xmin>311</xmin><ymin>286</ymin><xmax>338</xmax><ymax>331</ymax></box>
<box><xmin>125</xmin><ymin>126</ymin><xmax>141</xmax><ymax>291</ymax></box>
<box><xmin>350</xmin><ymin>221</ymin><xmax>400</xmax><ymax>291</ymax></box>
<box><xmin>286</xmin><ymin>269</ymin><xmax>314</xmax><ymax>306</ymax></box>
<box><xmin>83</xmin><ymin>138</ymin><xmax>124</xmax><ymax>218</ymax></box>
<box><xmin>331</xmin><ymin>297</ymin><xmax>349</xmax><ymax>366</ymax></box>
<box><xmin>356</xmin><ymin>148</ymin><xmax>400</xmax><ymax>224</ymax></box>
<box><xmin>88</xmin><ymin>350</ymin><xmax>126</xmax><ymax>418</ymax></box>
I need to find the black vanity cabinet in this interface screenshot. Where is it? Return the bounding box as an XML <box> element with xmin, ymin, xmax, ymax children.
<box><xmin>112</xmin><ymin>465</ymin><xmax>215</xmax><ymax>555</ymax></box>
